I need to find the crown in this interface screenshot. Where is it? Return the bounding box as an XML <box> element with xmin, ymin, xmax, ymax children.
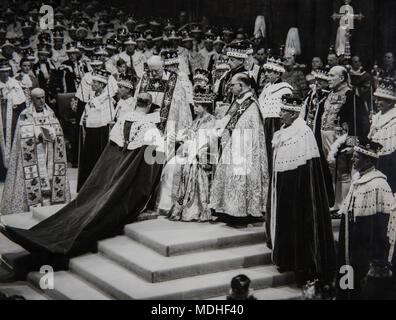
<box><xmin>280</xmin><ymin>94</ymin><xmax>302</xmax><ymax>112</ymax></box>
<box><xmin>215</xmin><ymin>57</ymin><xmax>231</xmax><ymax>71</ymax></box>
<box><xmin>0</xmin><ymin>60</ymin><xmax>11</xmax><ymax>72</ymax></box>
<box><xmin>92</xmin><ymin>69</ymin><xmax>110</xmax><ymax>83</ymax></box>
<box><xmin>213</xmin><ymin>36</ymin><xmax>225</xmax><ymax>44</ymax></box>
<box><xmin>136</xmin><ymin>33</ymin><xmax>147</xmax><ymax>42</ymax></box>
<box><xmin>161</xmin><ymin>49</ymin><xmax>179</xmax><ymax>66</ymax></box>
<box><xmin>37</xmin><ymin>43</ymin><xmax>51</xmax><ymax>55</ymax></box>
<box><xmin>193</xmin><ymin>85</ymin><xmax>216</xmax><ymax>104</ymax></box>
<box><xmin>53</xmin><ymin>30</ymin><xmax>64</xmax><ymax>40</ymax></box>
<box><xmin>65</xmin><ymin>42</ymin><xmax>79</xmax><ymax>53</ymax></box>
<box><xmin>354</xmin><ymin>137</ymin><xmax>382</xmax><ymax>159</ymax></box>
<box><xmin>190</xmin><ymin>24</ymin><xmax>203</xmax><ymax>33</ymax></box>
<box><xmin>94</xmin><ymin>46</ymin><xmax>108</xmax><ymax>56</ymax></box>
<box><xmin>193</xmin><ymin>68</ymin><xmax>210</xmax><ymax>85</ymax></box>
<box><xmin>222</xmin><ymin>27</ymin><xmax>234</xmax><ymax>35</ymax></box>
<box><xmin>124</xmin><ymin>36</ymin><xmax>137</xmax><ymax>45</ymax></box>
<box><xmin>21</xmin><ymin>20</ymin><xmax>33</xmax><ymax>29</ymax></box>
<box><xmin>263</xmin><ymin>56</ymin><xmax>286</xmax><ymax>73</ymax></box>
<box><xmin>54</xmin><ymin>20</ymin><xmax>66</xmax><ymax>30</ymax></box>
<box><xmin>312</xmin><ymin>69</ymin><xmax>330</xmax><ymax>81</ymax></box>
<box><xmin>126</xmin><ymin>16</ymin><xmax>136</xmax><ymax>25</ymax></box>
<box><xmin>168</xmin><ymin>30</ymin><xmax>180</xmax><ymax>41</ymax></box>
<box><xmin>118</xmin><ymin>74</ymin><xmax>135</xmax><ymax>90</ymax></box>
<box><xmin>226</xmin><ymin>42</ymin><xmax>248</xmax><ymax>59</ymax></box>
<box><xmin>164</xmin><ymin>20</ymin><xmax>175</xmax><ymax>31</ymax></box>
<box><xmin>182</xmin><ymin>32</ymin><xmax>193</xmax><ymax>42</ymax></box>
<box><xmin>374</xmin><ymin>77</ymin><xmax>396</xmax><ymax>101</ymax></box>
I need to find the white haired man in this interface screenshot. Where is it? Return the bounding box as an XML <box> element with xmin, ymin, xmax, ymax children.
<box><xmin>1</xmin><ymin>88</ymin><xmax>70</xmax><ymax>215</ymax></box>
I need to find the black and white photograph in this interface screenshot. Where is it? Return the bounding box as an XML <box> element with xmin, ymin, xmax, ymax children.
<box><xmin>0</xmin><ymin>0</ymin><xmax>395</xmax><ymax>305</ymax></box>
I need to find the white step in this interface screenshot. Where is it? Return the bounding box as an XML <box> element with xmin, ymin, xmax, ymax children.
<box><xmin>69</xmin><ymin>254</ymin><xmax>294</xmax><ymax>300</ymax></box>
<box><xmin>27</xmin><ymin>270</ymin><xmax>112</xmax><ymax>300</ymax></box>
<box><xmin>124</xmin><ymin>217</ymin><xmax>265</xmax><ymax>257</ymax></box>
<box><xmin>1</xmin><ymin>212</ymin><xmax>40</xmax><ymax>229</ymax></box>
<box><xmin>0</xmin><ymin>233</ymin><xmax>29</xmax><ymax>268</ymax></box>
<box><xmin>0</xmin><ymin>282</ymin><xmax>50</xmax><ymax>300</ymax></box>
<box><xmin>98</xmin><ymin>235</ymin><xmax>271</xmax><ymax>282</ymax></box>
<box><xmin>32</xmin><ymin>204</ymin><xmax>66</xmax><ymax>221</ymax></box>
<box><xmin>208</xmin><ymin>285</ymin><xmax>302</xmax><ymax>300</ymax></box>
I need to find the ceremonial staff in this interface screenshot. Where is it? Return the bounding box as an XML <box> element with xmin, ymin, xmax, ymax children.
<box><xmin>107</xmin><ymin>74</ymin><xmax>115</xmax><ymax>134</ymax></box>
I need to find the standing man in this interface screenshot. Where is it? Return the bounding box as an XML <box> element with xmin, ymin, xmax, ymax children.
<box><xmin>216</xmin><ymin>42</ymin><xmax>248</xmax><ymax>104</ymax></box>
<box><xmin>0</xmin><ymin>60</ymin><xmax>26</xmax><ymax>182</ymax></box>
<box><xmin>117</xmin><ymin>36</ymin><xmax>147</xmax><ymax>81</ymax></box>
<box><xmin>77</xmin><ymin>69</ymin><xmax>115</xmax><ymax>191</ymax></box>
<box><xmin>368</xmin><ymin>77</ymin><xmax>396</xmax><ymax>192</ymax></box>
<box><xmin>210</xmin><ymin>73</ymin><xmax>268</xmax><ymax>226</ymax></box>
<box><xmin>258</xmin><ymin>57</ymin><xmax>293</xmax><ymax>178</ymax></box>
<box><xmin>350</xmin><ymin>56</ymin><xmax>372</xmax><ymax>110</ymax></box>
<box><xmin>1</xmin><ymin>88</ymin><xmax>70</xmax><ymax>215</ymax></box>
<box><xmin>322</xmin><ymin>66</ymin><xmax>369</xmax><ymax>211</ymax></box>
<box><xmin>269</xmin><ymin>94</ymin><xmax>336</xmax><ymax>287</ymax></box>
<box><xmin>337</xmin><ymin>138</ymin><xmax>394</xmax><ymax>299</ymax></box>
<box><xmin>301</xmin><ymin>69</ymin><xmax>334</xmax><ymax>207</ymax></box>
<box><xmin>135</xmin><ymin>55</ymin><xmax>192</xmax><ymax>136</ymax></box>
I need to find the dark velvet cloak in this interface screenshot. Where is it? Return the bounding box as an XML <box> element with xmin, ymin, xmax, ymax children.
<box><xmin>270</xmin><ymin>158</ymin><xmax>337</xmax><ymax>281</ymax></box>
<box><xmin>2</xmin><ymin>142</ymin><xmax>164</xmax><ymax>258</ymax></box>
<box><xmin>77</xmin><ymin>125</ymin><xmax>109</xmax><ymax>191</ymax></box>
<box><xmin>337</xmin><ymin>213</ymin><xmax>390</xmax><ymax>299</ymax></box>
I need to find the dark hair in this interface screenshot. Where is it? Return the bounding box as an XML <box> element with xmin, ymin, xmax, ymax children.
<box><xmin>19</xmin><ymin>57</ymin><xmax>31</xmax><ymax>68</ymax></box>
<box><xmin>234</xmin><ymin>72</ymin><xmax>251</xmax><ymax>87</ymax></box>
<box><xmin>116</xmin><ymin>58</ymin><xmax>127</xmax><ymax>67</ymax></box>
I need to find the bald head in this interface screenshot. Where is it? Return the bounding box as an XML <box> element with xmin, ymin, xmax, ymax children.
<box><xmin>31</xmin><ymin>88</ymin><xmax>45</xmax><ymax>98</ymax></box>
<box><xmin>147</xmin><ymin>55</ymin><xmax>164</xmax><ymax>70</ymax></box>
<box><xmin>328</xmin><ymin>66</ymin><xmax>348</xmax><ymax>89</ymax></box>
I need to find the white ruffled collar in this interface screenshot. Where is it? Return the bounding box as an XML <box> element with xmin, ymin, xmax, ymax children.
<box><xmin>275</xmin><ymin>117</ymin><xmax>306</xmax><ymax>144</ymax></box>
<box><xmin>352</xmin><ymin>168</ymin><xmax>388</xmax><ymax>186</ymax></box>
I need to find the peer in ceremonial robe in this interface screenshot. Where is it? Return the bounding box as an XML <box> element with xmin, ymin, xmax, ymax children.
<box><xmin>337</xmin><ymin>138</ymin><xmax>394</xmax><ymax>299</ymax></box>
<box><xmin>269</xmin><ymin>94</ymin><xmax>336</xmax><ymax>287</ymax></box>
<box><xmin>368</xmin><ymin>77</ymin><xmax>396</xmax><ymax>192</ymax></box>
<box><xmin>77</xmin><ymin>69</ymin><xmax>115</xmax><ymax>191</ymax></box>
<box><xmin>258</xmin><ymin>57</ymin><xmax>293</xmax><ymax>179</ymax></box>
<box><xmin>0</xmin><ymin>60</ymin><xmax>26</xmax><ymax>182</ymax></box>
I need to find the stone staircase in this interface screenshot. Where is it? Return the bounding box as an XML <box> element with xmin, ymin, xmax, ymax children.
<box><xmin>0</xmin><ymin>205</ymin><xmax>341</xmax><ymax>300</ymax></box>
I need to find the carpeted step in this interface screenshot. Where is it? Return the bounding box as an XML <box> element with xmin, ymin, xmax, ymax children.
<box><xmin>69</xmin><ymin>254</ymin><xmax>294</xmax><ymax>300</ymax></box>
<box><xmin>98</xmin><ymin>235</ymin><xmax>271</xmax><ymax>282</ymax></box>
<box><xmin>124</xmin><ymin>217</ymin><xmax>266</xmax><ymax>257</ymax></box>
<box><xmin>207</xmin><ymin>285</ymin><xmax>302</xmax><ymax>300</ymax></box>
<box><xmin>0</xmin><ymin>233</ymin><xmax>29</xmax><ymax>269</ymax></box>
<box><xmin>27</xmin><ymin>270</ymin><xmax>112</xmax><ymax>300</ymax></box>
<box><xmin>32</xmin><ymin>204</ymin><xmax>66</xmax><ymax>221</ymax></box>
<box><xmin>0</xmin><ymin>281</ymin><xmax>51</xmax><ymax>300</ymax></box>
<box><xmin>1</xmin><ymin>212</ymin><xmax>40</xmax><ymax>230</ymax></box>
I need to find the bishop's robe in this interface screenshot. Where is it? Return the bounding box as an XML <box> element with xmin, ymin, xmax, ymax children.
<box><xmin>269</xmin><ymin>117</ymin><xmax>336</xmax><ymax>284</ymax></box>
<box><xmin>135</xmin><ymin>70</ymin><xmax>193</xmax><ymax>136</ymax></box>
<box><xmin>210</xmin><ymin>91</ymin><xmax>269</xmax><ymax>220</ymax></box>
<box><xmin>1</xmin><ymin>104</ymin><xmax>71</xmax><ymax>215</ymax></box>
